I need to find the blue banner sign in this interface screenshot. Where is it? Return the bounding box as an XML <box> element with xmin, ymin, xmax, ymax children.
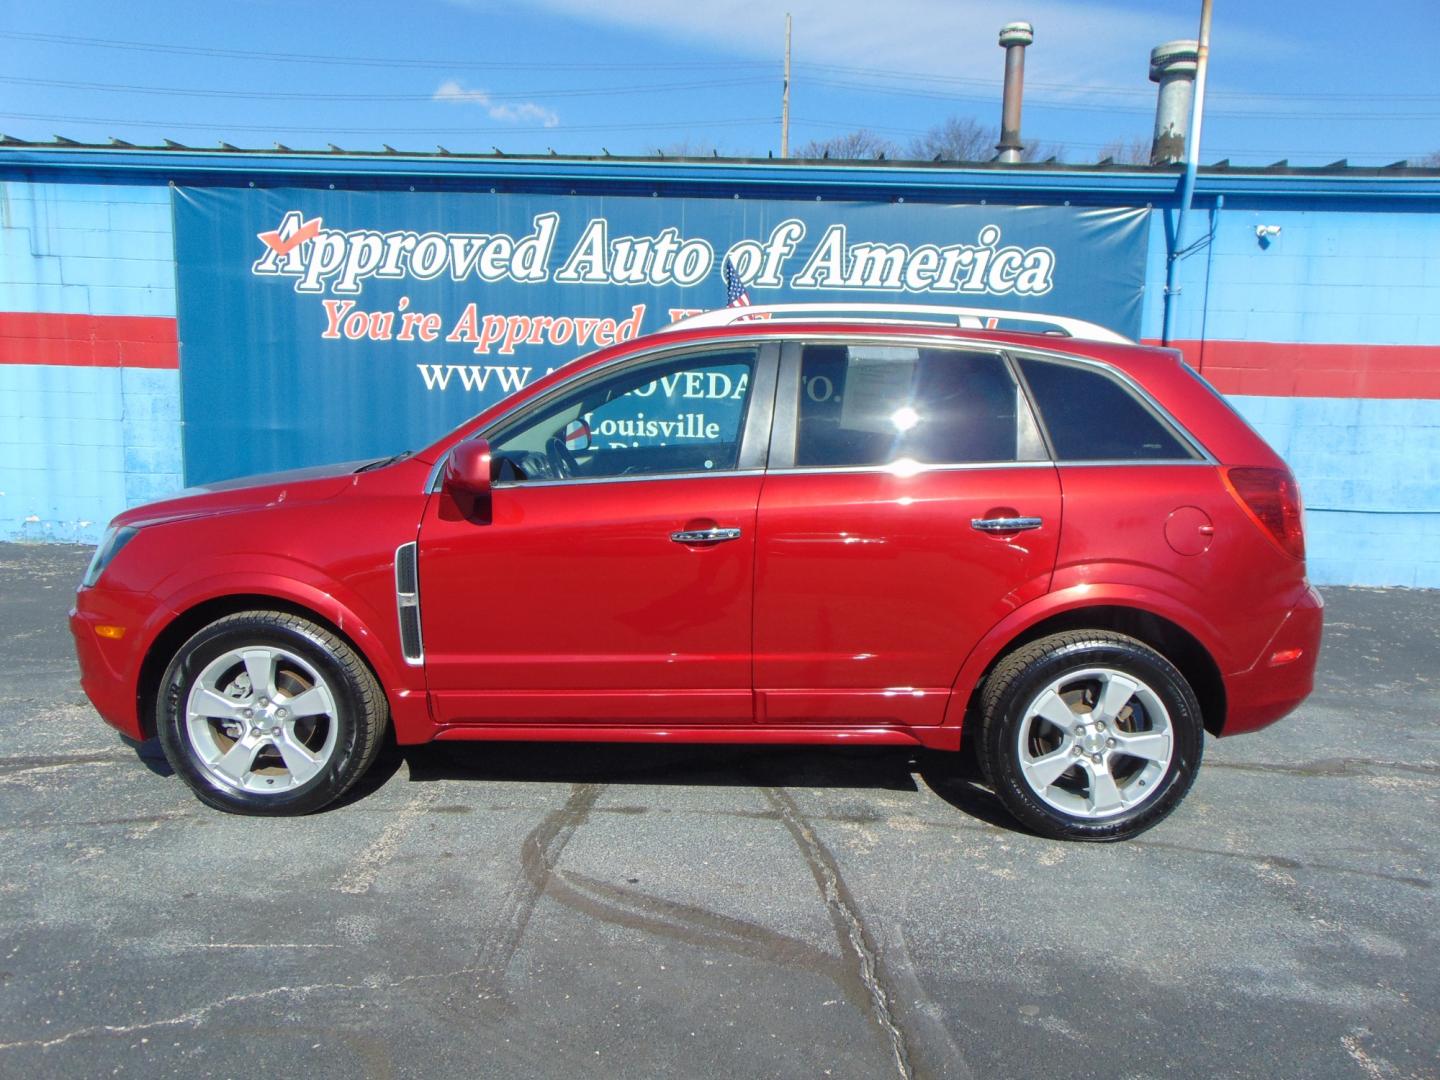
<box><xmin>173</xmin><ymin>186</ymin><xmax>1147</xmax><ymax>483</ymax></box>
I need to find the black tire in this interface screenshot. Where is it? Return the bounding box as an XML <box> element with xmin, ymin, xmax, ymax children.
<box><xmin>978</xmin><ymin>631</ymin><xmax>1203</xmax><ymax>841</ymax></box>
<box><xmin>156</xmin><ymin>610</ymin><xmax>388</xmax><ymax>815</ymax></box>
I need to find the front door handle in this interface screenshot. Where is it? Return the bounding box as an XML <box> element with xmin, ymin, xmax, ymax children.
<box><xmin>971</xmin><ymin>516</ymin><xmax>1043</xmax><ymax>533</ymax></box>
<box><xmin>671</xmin><ymin>527</ymin><xmax>743</xmax><ymax>544</ymax></box>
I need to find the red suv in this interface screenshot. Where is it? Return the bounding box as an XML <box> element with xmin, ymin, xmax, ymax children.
<box><xmin>70</xmin><ymin>305</ymin><xmax>1322</xmax><ymax>840</ymax></box>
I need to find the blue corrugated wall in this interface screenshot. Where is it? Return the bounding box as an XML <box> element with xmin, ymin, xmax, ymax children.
<box><xmin>1142</xmin><ymin>206</ymin><xmax>1440</xmax><ymax>587</ymax></box>
<box><xmin>0</xmin><ymin>181</ymin><xmax>182</xmax><ymax>542</ymax></box>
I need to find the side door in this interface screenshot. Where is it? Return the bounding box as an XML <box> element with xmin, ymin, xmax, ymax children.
<box><xmin>753</xmin><ymin>339</ymin><xmax>1061</xmax><ymax>727</ymax></box>
<box><xmin>418</xmin><ymin>342</ymin><xmax>778</xmax><ymax>727</ymax></box>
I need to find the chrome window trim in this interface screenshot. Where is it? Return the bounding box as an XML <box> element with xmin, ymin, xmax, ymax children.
<box><xmin>1054</xmin><ymin>459</ymin><xmax>1214</xmax><ymax>468</ymax></box>
<box><xmin>490</xmin><ymin>468</ymin><xmax>765</xmax><ymax>491</ymax></box>
<box><xmin>481</xmin><ymin>459</ymin><xmax>1209</xmax><ymax>486</ymax></box>
<box><xmin>764</xmin><ymin>460</ymin><xmax>1056</xmax><ymax>478</ymax></box>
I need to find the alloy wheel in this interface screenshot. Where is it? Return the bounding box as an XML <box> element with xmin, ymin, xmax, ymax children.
<box><xmin>184</xmin><ymin>645</ymin><xmax>339</xmax><ymax>794</ymax></box>
<box><xmin>1013</xmin><ymin>666</ymin><xmax>1175</xmax><ymax>819</ymax></box>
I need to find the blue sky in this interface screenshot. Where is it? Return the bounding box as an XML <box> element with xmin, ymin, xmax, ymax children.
<box><xmin>2</xmin><ymin>0</ymin><xmax>1436</xmax><ymax>165</ymax></box>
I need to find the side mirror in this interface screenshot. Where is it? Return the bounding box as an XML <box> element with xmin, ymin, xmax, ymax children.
<box><xmin>444</xmin><ymin>438</ymin><xmax>492</xmax><ymax>499</ymax></box>
<box><xmin>562</xmin><ymin>419</ymin><xmax>591</xmax><ymax>453</ymax></box>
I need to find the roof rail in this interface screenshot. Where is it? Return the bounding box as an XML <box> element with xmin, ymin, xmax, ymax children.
<box><xmin>659</xmin><ymin>303</ymin><xmax>1133</xmax><ymax>344</ymax></box>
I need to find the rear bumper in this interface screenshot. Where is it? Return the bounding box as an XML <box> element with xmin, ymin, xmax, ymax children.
<box><xmin>1220</xmin><ymin>584</ymin><xmax>1324</xmax><ymax>736</ymax></box>
<box><xmin>70</xmin><ymin>586</ymin><xmax>164</xmax><ymax>741</ymax></box>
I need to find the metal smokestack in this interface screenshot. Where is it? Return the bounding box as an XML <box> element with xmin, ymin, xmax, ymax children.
<box><xmin>995</xmin><ymin>22</ymin><xmax>1033</xmax><ymax>163</ymax></box>
<box><xmin>1149</xmin><ymin>40</ymin><xmax>1200</xmax><ymax>164</ymax></box>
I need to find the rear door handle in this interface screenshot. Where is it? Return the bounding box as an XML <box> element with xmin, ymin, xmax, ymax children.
<box><xmin>971</xmin><ymin>516</ymin><xmax>1043</xmax><ymax>533</ymax></box>
<box><xmin>671</xmin><ymin>527</ymin><xmax>743</xmax><ymax>544</ymax></box>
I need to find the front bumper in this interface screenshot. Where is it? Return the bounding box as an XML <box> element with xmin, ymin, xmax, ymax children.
<box><xmin>1220</xmin><ymin>584</ymin><xmax>1325</xmax><ymax>736</ymax></box>
<box><xmin>70</xmin><ymin>586</ymin><xmax>167</xmax><ymax>741</ymax></box>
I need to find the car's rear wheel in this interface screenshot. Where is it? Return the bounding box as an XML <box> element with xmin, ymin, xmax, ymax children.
<box><xmin>978</xmin><ymin>631</ymin><xmax>1203</xmax><ymax>841</ymax></box>
<box><xmin>156</xmin><ymin>611</ymin><xmax>387</xmax><ymax>815</ymax></box>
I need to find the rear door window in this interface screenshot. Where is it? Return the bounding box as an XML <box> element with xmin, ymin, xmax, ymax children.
<box><xmin>1017</xmin><ymin>356</ymin><xmax>1197</xmax><ymax>461</ymax></box>
<box><xmin>795</xmin><ymin>344</ymin><xmax>1042</xmax><ymax>467</ymax></box>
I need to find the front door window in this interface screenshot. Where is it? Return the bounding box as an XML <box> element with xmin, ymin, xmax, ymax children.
<box><xmin>488</xmin><ymin>348</ymin><xmax>758</xmax><ymax>483</ymax></box>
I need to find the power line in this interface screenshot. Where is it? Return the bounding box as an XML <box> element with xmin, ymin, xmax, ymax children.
<box><xmin>0</xmin><ymin>74</ymin><xmax>773</xmax><ymax>102</ymax></box>
<box><xmin>9</xmin><ymin>71</ymin><xmax>1431</xmax><ymax>122</ymax></box>
<box><xmin>806</xmin><ymin>78</ymin><xmax>1440</xmax><ymax>120</ymax></box>
<box><xmin>0</xmin><ymin>110</ymin><xmax>778</xmax><ymax>137</ymax></box>
<box><xmin>11</xmin><ymin>29</ymin><xmax>1434</xmax><ymax>107</ymax></box>
<box><xmin>0</xmin><ymin>29</ymin><xmax>775</xmax><ymax>71</ymax></box>
<box><xmin>797</xmin><ymin>61</ymin><xmax>1440</xmax><ymax>103</ymax></box>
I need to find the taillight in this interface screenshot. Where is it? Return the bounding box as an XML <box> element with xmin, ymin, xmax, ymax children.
<box><xmin>1225</xmin><ymin>467</ymin><xmax>1305</xmax><ymax>560</ymax></box>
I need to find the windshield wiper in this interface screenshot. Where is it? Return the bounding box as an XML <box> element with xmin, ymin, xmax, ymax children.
<box><xmin>356</xmin><ymin>450</ymin><xmax>413</xmax><ymax>472</ymax></box>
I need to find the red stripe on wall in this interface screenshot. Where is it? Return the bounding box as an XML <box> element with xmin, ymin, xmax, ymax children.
<box><xmin>1144</xmin><ymin>339</ymin><xmax>1440</xmax><ymax>399</ymax></box>
<box><xmin>2</xmin><ymin>315</ymin><xmax>1433</xmax><ymax>395</ymax></box>
<box><xmin>0</xmin><ymin>312</ymin><xmax>178</xmax><ymax>369</ymax></box>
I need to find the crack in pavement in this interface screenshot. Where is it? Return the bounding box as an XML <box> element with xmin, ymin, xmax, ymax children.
<box><xmin>1135</xmin><ymin>839</ymin><xmax>1432</xmax><ymax>889</ymax></box>
<box><xmin>0</xmin><ymin>966</ymin><xmax>479</xmax><ymax>1054</ymax></box>
<box><xmin>1207</xmin><ymin>758</ymin><xmax>1439</xmax><ymax>779</ymax></box>
<box><xmin>0</xmin><ymin>751</ymin><xmax>131</xmax><ymax>775</ymax></box>
<box><xmin>0</xmin><ymin>811</ymin><xmax>199</xmax><ymax>832</ymax></box>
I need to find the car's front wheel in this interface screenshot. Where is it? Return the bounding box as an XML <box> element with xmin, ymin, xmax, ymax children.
<box><xmin>978</xmin><ymin>631</ymin><xmax>1203</xmax><ymax>841</ymax></box>
<box><xmin>156</xmin><ymin>611</ymin><xmax>388</xmax><ymax>815</ymax></box>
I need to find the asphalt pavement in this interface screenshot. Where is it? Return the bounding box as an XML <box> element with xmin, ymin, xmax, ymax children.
<box><xmin>0</xmin><ymin>542</ymin><xmax>1436</xmax><ymax>1079</ymax></box>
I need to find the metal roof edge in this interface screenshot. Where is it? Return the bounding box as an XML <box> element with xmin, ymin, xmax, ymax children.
<box><xmin>1</xmin><ymin>146</ymin><xmax>1437</xmax><ymax>201</ymax></box>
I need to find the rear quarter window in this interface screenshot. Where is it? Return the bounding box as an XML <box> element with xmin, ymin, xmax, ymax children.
<box><xmin>1018</xmin><ymin>356</ymin><xmax>1197</xmax><ymax>461</ymax></box>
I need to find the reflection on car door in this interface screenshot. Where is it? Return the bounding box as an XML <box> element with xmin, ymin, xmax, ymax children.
<box><xmin>754</xmin><ymin>341</ymin><xmax>1062</xmax><ymax>727</ymax></box>
<box><xmin>418</xmin><ymin>343</ymin><xmax>777</xmax><ymax>727</ymax></box>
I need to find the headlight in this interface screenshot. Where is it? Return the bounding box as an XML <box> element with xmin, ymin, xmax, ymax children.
<box><xmin>81</xmin><ymin>526</ymin><xmax>139</xmax><ymax>588</ymax></box>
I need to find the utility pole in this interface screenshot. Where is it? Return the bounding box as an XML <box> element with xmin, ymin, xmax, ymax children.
<box><xmin>1163</xmin><ymin>0</ymin><xmax>1214</xmax><ymax>345</ymax></box>
<box><xmin>1186</xmin><ymin>0</ymin><xmax>1213</xmax><ymax>182</ymax></box>
<box><xmin>781</xmin><ymin>13</ymin><xmax>791</xmax><ymax>157</ymax></box>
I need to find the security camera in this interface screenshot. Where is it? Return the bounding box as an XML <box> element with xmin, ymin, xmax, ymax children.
<box><xmin>1255</xmin><ymin>224</ymin><xmax>1282</xmax><ymax>238</ymax></box>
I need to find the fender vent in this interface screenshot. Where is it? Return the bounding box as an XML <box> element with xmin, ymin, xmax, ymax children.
<box><xmin>395</xmin><ymin>541</ymin><xmax>424</xmax><ymax>665</ymax></box>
